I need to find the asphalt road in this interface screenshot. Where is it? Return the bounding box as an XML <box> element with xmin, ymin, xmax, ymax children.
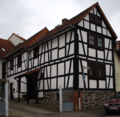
<box><xmin>9</xmin><ymin>100</ymin><xmax>120</xmax><ymax>117</ymax></box>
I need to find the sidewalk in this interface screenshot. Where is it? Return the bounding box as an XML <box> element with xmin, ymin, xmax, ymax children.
<box><xmin>9</xmin><ymin>100</ymin><xmax>58</xmax><ymax>116</ymax></box>
<box><xmin>9</xmin><ymin>100</ymin><xmax>119</xmax><ymax>117</ymax></box>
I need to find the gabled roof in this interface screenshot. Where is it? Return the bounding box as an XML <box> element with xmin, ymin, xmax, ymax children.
<box><xmin>34</xmin><ymin>2</ymin><xmax>117</xmax><ymax>44</ymax></box>
<box><xmin>8</xmin><ymin>33</ymin><xmax>26</xmax><ymax>42</ymax></box>
<box><xmin>6</xmin><ymin>2</ymin><xmax>117</xmax><ymax>58</ymax></box>
<box><xmin>6</xmin><ymin>27</ymin><xmax>49</xmax><ymax>57</ymax></box>
<box><xmin>0</xmin><ymin>38</ymin><xmax>15</xmax><ymax>58</ymax></box>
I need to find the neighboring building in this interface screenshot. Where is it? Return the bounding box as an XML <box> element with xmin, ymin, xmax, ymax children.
<box><xmin>0</xmin><ymin>38</ymin><xmax>14</xmax><ymax>83</ymax></box>
<box><xmin>8</xmin><ymin>33</ymin><xmax>26</xmax><ymax>46</ymax></box>
<box><xmin>5</xmin><ymin>2</ymin><xmax>117</xmax><ymax>110</ymax></box>
<box><xmin>114</xmin><ymin>41</ymin><xmax>120</xmax><ymax>92</ymax></box>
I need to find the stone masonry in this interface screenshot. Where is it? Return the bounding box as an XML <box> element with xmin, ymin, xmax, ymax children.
<box><xmin>80</xmin><ymin>90</ymin><xmax>115</xmax><ymax>109</ymax></box>
<box><xmin>38</xmin><ymin>90</ymin><xmax>73</xmax><ymax>106</ymax></box>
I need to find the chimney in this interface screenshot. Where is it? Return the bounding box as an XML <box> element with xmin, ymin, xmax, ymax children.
<box><xmin>62</xmin><ymin>18</ymin><xmax>68</xmax><ymax>24</ymax></box>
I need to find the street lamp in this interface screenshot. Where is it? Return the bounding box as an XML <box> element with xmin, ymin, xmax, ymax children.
<box><xmin>83</xmin><ymin>66</ymin><xmax>89</xmax><ymax>110</ymax></box>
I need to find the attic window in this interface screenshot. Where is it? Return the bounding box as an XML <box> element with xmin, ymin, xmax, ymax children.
<box><xmin>1</xmin><ymin>48</ymin><xmax>6</xmax><ymax>52</ymax></box>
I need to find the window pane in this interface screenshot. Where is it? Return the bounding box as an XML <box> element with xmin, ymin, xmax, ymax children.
<box><xmin>99</xmin><ymin>66</ymin><xmax>103</xmax><ymax>76</ymax></box>
<box><xmin>89</xmin><ymin>35</ymin><xmax>94</xmax><ymax>45</ymax></box>
<box><xmin>98</xmin><ymin>38</ymin><xmax>102</xmax><ymax>47</ymax></box>
<box><xmin>90</xmin><ymin>64</ymin><xmax>94</xmax><ymax>75</ymax></box>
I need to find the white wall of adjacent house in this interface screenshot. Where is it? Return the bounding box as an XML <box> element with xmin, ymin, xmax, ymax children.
<box><xmin>9</xmin><ymin>35</ymin><xmax>24</xmax><ymax>46</ymax></box>
<box><xmin>114</xmin><ymin>44</ymin><xmax>120</xmax><ymax>92</ymax></box>
<box><xmin>0</xmin><ymin>58</ymin><xmax>6</xmax><ymax>79</ymax></box>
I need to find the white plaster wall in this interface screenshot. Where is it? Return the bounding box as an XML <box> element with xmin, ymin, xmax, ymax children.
<box><xmin>38</xmin><ymin>92</ymin><xmax>43</xmax><ymax>98</ymax></box>
<box><xmin>21</xmin><ymin>77</ymin><xmax>27</xmax><ymax>92</ymax></box>
<box><xmin>78</xmin><ymin>20</ymin><xmax>83</xmax><ymax>27</ymax></box>
<box><xmin>51</xmin><ymin>64</ymin><xmax>57</xmax><ymax>77</ymax></box>
<box><xmin>91</xmin><ymin>23</ymin><xmax>96</xmax><ymax>31</ymax></box>
<box><xmin>81</xmin><ymin>30</ymin><xmax>87</xmax><ymax>42</ymax></box>
<box><xmin>94</xmin><ymin>7</ymin><xmax>97</xmax><ymax>15</ymax></box>
<box><xmin>108</xmin><ymin>51</ymin><xmax>112</xmax><ymax>61</ymax></box>
<box><xmin>97</xmin><ymin>26</ymin><xmax>101</xmax><ymax>33</ymax></box>
<box><xmin>44</xmin><ymin>79</ymin><xmax>50</xmax><ymax>90</ymax></box>
<box><xmin>34</xmin><ymin>58</ymin><xmax>38</xmax><ymax>66</ymax></box>
<box><xmin>109</xmin><ymin>78</ymin><xmax>113</xmax><ymax>89</ymax></box>
<box><xmin>89</xmin><ymin>48</ymin><xmax>96</xmax><ymax>57</ymax></box>
<box><xmin>106</xmin><ymin>64</ymin><xmax>110</xmax><ymax>76</ymax></box>
<box><xmin>102</xmin><ymin>21</ymin><xmax>107</xmax><ymax>28</ymax></box>
<box><xmin>59</xmin><ymin>34</ymin><xmax>65</xmax><ymax>48</ymax></box>
<box><xmin>84</xmin><ymin>44</ymin><xmax>87</xmax><ymax>55</ymax></box>
<box><xmin>9</xmin><ymin>35</ymin><xmax>24</xmax><ymax>46</ymax></box>
<box><xmin>51</xmin><ymin>78</ymin><xmax>56</xmax><ymax>89</ymax></box>
<box><xmin>79</xmin><ymin>42</ymin><xmax>84</xmax><ymax>55</ymax></box>
<box><xmin>68</xmin><ymin>75</ymin><xmax>73</xmax><ymax>87</ymax></box>
<box><xmin>82</xmin><ymin>60</ymin><xmax>87</xmax><ymax>73</ymax></box>
<box><xmin>66</xmin><ymin>60</ymin><xmax>73</xmax><ymax>74</ymax></box>
<box><xmin>7</xmin><ymin>72</ymin><xmax>27</xmax><ymax>98</ymax></box>
<box><xmin>79</xmin><ymin>60</ymin><xmax>82</xmax><ymax>72</ymax></box>
<box><xmin>52</xmin><ymin>38</ymin><xmax>58</xmax><ymax>48</ymax></box>
<box><xmin>99</xmin><ymin>80</ymin><xmax>105</xmax><ymax>89</ymax></box>
<box><xmin>45</xmin><ymin>52</ymin><xmax>48</xmax><ymax>62</ymax></box>
<box><xmin>103</xmin><ymin>28</ymin><xmax>106</xmax><ymax>35</ymax></box>
<box><xmin>79</xmin><ymin>75</ymin><xmax>83</xmax><ymax>88</ymax></box>
<box><xmin>58</xmin><ymin>77</ymin><xmax>64</xmax><ymax>88</ymax></box>
<box><xmin>89</xmin><ymin>80</ymin><xmax>97</xmax><ymax>88</ymax></box>
<box><xmin>97</xmin><ymin>50</ymin><xmax>104</xmax><ymax>59</ymax></box>
<box><xmin>77</xmin><ymin>29</ymin><xmax>81</xmax><ymax>41</ymax></box>
<box><xmin>84</xmin><ymin>14</ymin><xmax>89</xmax><ymax>21</ymax></box>
<box><xmin>108</xmin><ymin>30</ymin><xmax>112</xmax><ymax>37</ymax></box>
<box><xmin>84</xmin><ymin>21</ymin><xmax>89</xmax><ymax>29</ymax></box>
<box><xmin>59</xmin><ymin>48</ymin><xmax>65</xmax><ymax>58</ymax></box>
<box><xmin>105</xmin><ymin>38</ymin><xmax>109</xmax><ymax>48</ymax></box>
<box><xmin>52</xmin><ymin>49</ymin><xmax>57</xmax><ymax>60</ymax></box>
<box><xmin>58</xmin><ymin>62</ymin><xmax>64</xmax><ymax>75</ymax></box>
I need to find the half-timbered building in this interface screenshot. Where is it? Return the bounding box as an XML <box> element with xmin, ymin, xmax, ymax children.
<box><xmin>6</xmin><ymin>2</ymin><xmax>117</xmax><ymax>109</ymax></box>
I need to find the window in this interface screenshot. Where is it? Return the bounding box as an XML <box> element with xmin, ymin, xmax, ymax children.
<box><xmin>34</xmin><ymin>46</ymin><xmax>39</xmax><ymax>58</ymax></box>
<box><xmin>90</xmin><ymin>14</ymin><xmax>95</xmax><ymax>23</ymax></box>
<box><xmin>88</xmin><ymin>33</ymin><xmax>96</xmax><ymax>47</ymax></box>
<box><xmin>96</xmin><ymin>17</ymin><xmax>102</xmax><ymax>25</ymax></box>
<box><xmin>98</xmin><ymin>63</ymin><xmax>105</xmax><ymax>79</ymax></box>
<box><xmin>10</xmin><ymin>59</ymin><xmax>13</xmax><ymax>70</ymax></box>
<box><xmin>1</xmin><ymin>48</ymin><xmax>6</xmax><ymax>52</ymax></box>
<box><xmin>88</xmin><ymin>61</ymin><xmax>105</xmax><ymax>79</ymax></box>
<box><xmin>89</xmin><ymin>14</ymin><xmax>102</xmax><ymax>26</ymax></box>
<box><xmin>98</xmin><ymin>38</ymin><xmax>102</xmax><ymax>47</ymax></box>
<box><xmin>41</xmin><ymin>73</ymin><xmax>44</xmax><ymax>79</ymax></box>
<box><xmin>97</xmin><ymin>36</ymin><xmax>104</xmax><ymax>49</ymax></box>
<box><xmin>88</xmin><ymin>61</ymin><xmax>96</xmax><ymax>78</ymax></box>
<box><xmin>88</xmin><ymin>32</ymin><xmax>104</xmax><ymax>50</ymax></box>
<box><xmin>2</xmin><ymin>62</ymin><xmax>6</xmax><ymax>79</ymax></box>
<box><xmin>90</xmin><ymin>35</ymin><xmax>94</xmax><ymax>45</ymax></box>
<box><xmin>18</xmin><ymin>55</ymin><xmax>21</xmax><ymax>68</ymax></box>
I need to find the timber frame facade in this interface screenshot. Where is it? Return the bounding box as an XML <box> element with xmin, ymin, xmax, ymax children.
<box><xmin>6</xmin><ymin>2</ymin><xmax>117</xmax><ymax>105</ymax></box>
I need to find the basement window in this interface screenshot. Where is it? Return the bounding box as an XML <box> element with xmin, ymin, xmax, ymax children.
<box><xmin>1</xmin><ymin>48</ymin><xmax>6</xmax><ymax>52</ymax></box>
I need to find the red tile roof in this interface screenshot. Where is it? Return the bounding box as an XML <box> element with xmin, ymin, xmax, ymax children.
<box><xmin>6</xmin><ymin>2</ymin><xmax>117</xmax><ymax>57</ymax></box>
<box><xmin>0</xmin><ymin>38</ymin><xmax>15</xmax><ymax>58</ymax></box>
<box><xmin>33</xmin><ymin>2</ymin><xmax>117</xmax><ymax>44</ymax></box>
<box><xmin>6</xmin><ymin>27</ymin><xmax>49</xmax><ymax>57</ymax></box>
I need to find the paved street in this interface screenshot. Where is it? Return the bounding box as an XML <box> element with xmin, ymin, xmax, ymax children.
<box><xmin>9</xmin><ymin>100</ymin><xmax>120</xmax><ymax>117</ymax></box>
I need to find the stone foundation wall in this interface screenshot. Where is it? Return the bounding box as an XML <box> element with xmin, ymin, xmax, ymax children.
<box><xmin>38</xmin><ymin>90</ymin><xmax>73</xmax><ymax>106</ymax></box>
<box><xmin>80</xmin><ymin>90</ymin><xmax>115</xmax><ymax>109</ymax></box>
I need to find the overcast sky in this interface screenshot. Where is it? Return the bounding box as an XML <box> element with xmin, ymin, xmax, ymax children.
<box><xmin>0</xmin><ymin>0</ymin><xmax>120</xmax><ymax>40</ymax></box>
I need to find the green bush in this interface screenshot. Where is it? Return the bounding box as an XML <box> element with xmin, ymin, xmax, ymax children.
<box><xmin>23</xmin><ymin>94</ymin><xmax>27</xmax><ymax>99</ymax></box>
